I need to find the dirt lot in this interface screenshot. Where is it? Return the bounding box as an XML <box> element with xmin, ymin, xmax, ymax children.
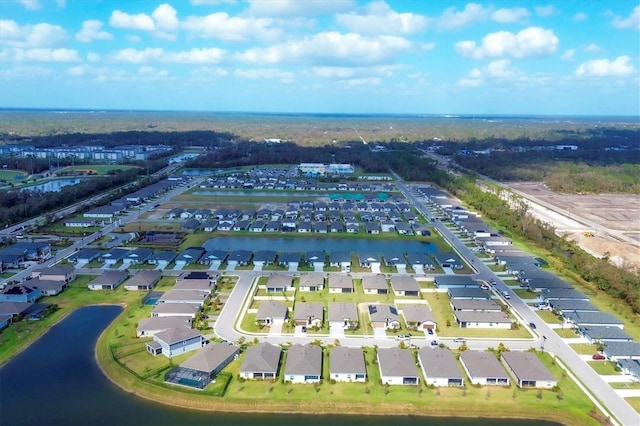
<box><xmin>508</xmin><ymin>182</ymin><xmax>640</xmax><ymax>271</ymax></box>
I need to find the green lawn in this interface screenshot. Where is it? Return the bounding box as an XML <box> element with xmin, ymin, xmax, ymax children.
<box><xmin>0</xmin><ymin>169</ymin><xmax>27</xmax><ymax>182</ymax></box>
<box><xmin>570</xmin><ymin>343</ymin><xmax>599</xmax><ymax>355</ymax></box>
<box><xmin>536</xmin><ymin>310</ymin><xmax>563</xmax><ymax>324</ymax></box>
<box><xmin>555</xmin><ymin>328</ymin><xmax>579</xmax><ymax>338</ymax></box>
<box><xmin>626</xmin><ymin>397</ymin><xmax>640</xmax><ymax>414</ymax></box>
<box><xmin>609</xmin><ymin>382</ymin><xmax>640</xmax><ymax>389</ymax></box>
<box><xmin>57</xmin><ymin>164</ymin><xmax>139</xmax><ymax>175</ymax></box>
<box><xmin>513</xmin><ymin>289</ymin><xmax>538</xmax><ymax>299</ymax></box>
<box><xmin>587</xmin><ymin>361</ymin><xmax>620</xmax><ymax>375</ymax></box>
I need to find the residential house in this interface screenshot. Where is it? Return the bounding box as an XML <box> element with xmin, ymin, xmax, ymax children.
<box><xmin>255</xmin><ymin>301</ymin><xmax>288</xmax><ymax>326</ymax></box>
<box><xmin>329</xmin><ymin>346</ymin><xmax>367</xmax><ymax>383</ymax></box>
<box><xmin>450</xmin><ymin>299</ymin><xmax>502</xmax><ymax>312</ymax></box>
<box><xmin>166</xmin><ymin>343</ymin><xmax>239</xmax><ymax>389</ymax></box>
<box><xmin>293</xmin><ymin>302</ymin><xmax>323</xmax><ymax>328</ymax></box>
<box><xmin>200</xmin><ymin>250</ymin><xmax>228</xmax><ymax>266</ymax></box>
<box><xmin>460</xmin><ymin>351</ymin><xmax>510</xmax><ymax>385</ymax></box>
<box><xmin>448</xmin><ymin>288</ymin><xmax>491</xmax><ymax>300</ymax></box>
<box><xmin>0</xmin><ymin>284</ymin><xmax>42</xmax><ymax>303</ymax></box>
<box><xmin>101</xmin><ymin>248</ymin><xmax>129</xmax><ymax>266</ymax></box>
<box><xmin>31</xmin><ymin>265</ymin><xmax>75</xmax><ymax>283</ymax></box>
<box><xmin>137</xmin><ymin>316</ymin><xmax>191</xmax><ymax>337</ymax></box>
<box><xmin>175</xmin><ymin>247</ymin><xmax>206</xmax><ymax>267</ymax></box>
<box><xmin>253</xmin><ymin>250</ymin><xmax>276</xmax><ymax>267</ymax></box>
<box><xmin>368</xmin><ymin>304</ymin><xmax>400</xmax><ymax>330</ymax></box>
<box><xmin>266</xmin><ymin>274</ymin><xmax>292</xmax><ymax>292</ymax></box>
<box><xmin>239</xmin><ymin>342</ymin><xmax>282</xmax><ymax>380</ymax></box>
<box><xmin>305</xmin><ymin>251</ymin><xmax>325</xmax><ymax>269</ymax></box>
<box><xmin>328</xmin><ymin>302</ymin><xmax>358</xmax><ymax>329</ymax></box>
<box><xmin>29</xmin><ymin>279</ymin><xmax>67</xmax><ymax>296</ymax></box>
<box><xmin>390</xmin><ymin>276</ymin><xmax>420</xmax><ymax>297</ymax></box>
<box><xmin>278</xmin><ymin>252</ymin><xmax>301</xmax><ymax>268</ymax></box>
<box><xmin>362</xmin><ymin>275</ymin><xmax>388</xmax><ymax>295</ymax></box>
<box><xmin>148</xmin><ymin>251</ymin><xmax>177</xmax><ymax>270</ymax></box>
<box><xmin>377</xmin><ymin>348</ymin><xmax>419</xmax><ymax>386</ymax></box>
<box><xmin>146</xmin><ymin>327</ymin><xmax>204</xmax><ymax>358</ymax></box>
<box><xmin>578</xmin><ymin>326</ymin><xmax>633</xmax><ymax>344</ymax></box>
<box><xmin>202</xmin><ymin>220</ymin><xmax>219</xmax><ymax>232</ymax></box>
<box><xmin>434</xmin><ymin>275</ymin><xmax>479</xmax><ymax>289</ymax></box>
<box><xmin>124</xmin><ymin>270</ymin><xmax>161</xmax><ymax>291</ymax></box>
<box><xmin>284</xmin><ymin>344</ymin><xmax>322</xmax><ymax>384</ymax></box>
<box><xmin>298</xmin><ymin>273</ymin><xmax>324</xmax><ymax>292</ymax></box>
<box><xmin>402</xmin><ymin>304</ymin><xmax>436</xmax><ymax>331</ymax></box>
<box><xmin>501</xmin><ymin>351</ymin><xmax>557</xmax><ymax>388</ymax></box>
<box><xmin>418</xmin><ymin>347</ymin><xmax>465</xmax><ymax>387</ymax></box>
<box><xmin>68</xmin><ymin>248</ymin><xmax>101</xmax><ymax>264</ymax></box>
<box><xmin>435</xmin><ymin>253</ymin><xmax>464</xmax><ymax>269</ymax></box>
<box><xmin>152</xmin><ymin>303</ymin><xmax>201</xmax><ymax>319</ymax></box>
<box><xmin>329</xmin><ymin>252</ymin><xmax>351</xmax><ymax>270</ymax></box>
<box><xmin>603</xmin><ymin>342</ymin><xmax>640</xmax><ymax>362</ymax></box>
<box><xmin>227</xmin><ymin>250</ymin><xmax>252</xmax><ymax>268</ymax></box>
<box><xmin>328</xmin><ymin>274</ymin><xmax>353</xmax><ymax>293</ymax></box>
<box><xmin>563</xmin><ymin>311</ymin><xmax>624</xmax><ymax>329</ymax></box>
<box><xmin>158</xmin><ymin>289</ymin><xmax>209</xmax><ymax>305</ymax></box>
<box><xmin>123</xmin><ymin>248</ymin><xmax>153</xmax><ymax>266</ymax></box>
<box><xmin>455</xmin><ymin>311</ymin><xmax>512</xmax><ymax>329</ymax></box>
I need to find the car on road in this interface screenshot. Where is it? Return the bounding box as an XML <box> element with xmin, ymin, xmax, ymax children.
<box><xmin>529</xmin><ymin>322</ymin><xmax>536</xmax><ymax>329</ymax></box>
<box><xmin>395</xmin><ymin>334</ymin><xmax>411</xmax><ymax>341</ymax></box>
<box><xmin>430</xmin><ymin>340</ymin><xmax>439</xmax><ymax>346</ymax></box>
<box><xmin>502</xmin><ymin>291</ymin><xmax>511</xmax><ymax>299</ymax></box>
<box><xmin>453</xmin><ymin>337</ymin><xmax>466</xmax><ymax>343</ymax></box>
<box><xmin>592</xmin><ymin>353</ymin><xmax>606</xmax><ymax>360</ymax></box>
<box><xmin>490</xmin><ymin>279</ymin><xmax>496</xmax><ymax>285</ymax></box>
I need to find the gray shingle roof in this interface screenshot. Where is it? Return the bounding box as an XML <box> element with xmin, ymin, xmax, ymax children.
<box><xmin>377</xmin><ymin>347</ymin><xmax>418</xmax><ymax>377</ymax></box>
<box><xmin>155</xmin><ymin>327</ymin><xmax>202</xmax><ymax>345</ymax></box>
<box><xmin>180</xmin><ymin>343</ymin><xmax>240</xmax><ymax>373</ymax></box>
<box><xmin>284</xmin><ymin>344</ymin><xmax>322</xmax><ymax>376</ymax></box>
<box><xmin>390</xmin><ymin>275</ymin><xmax>420</xmax><ymax>292</ymax></box>
<box><xmin>240</xmin><ymin>342</ymin><xmax>281</xmax><ymax>374</ymax></box>
<box><xmin>418</xmin><ymin>347</ymin><xmax>464</xmax><ymax>380</ymax></box>
<box><xmin>328</xmin><ymin>302</ymin><xmax>358</xmax><ymax>322</ymax></box>
<box><xmin>362</xmin><ymin>275</ymin><xmax>388</xmax><ymax>291</ymax></box>
<box><xmin>255</xmin><ymin>301</ymin><xmax>288</xmax><ymax>320</ymax></box>
<box><xmin>501</xmin><ymin>351</ymin><xmax>555</xmax><ymax>383</ymax></box>
<box><xmin>402</xmin><ymin>304</ymin><xmax>435</xmax><ymax>324</ymax></box>
<box><xmin>329</xmin><ymin>346</ymin><xmax>366</xmax><ymax>376</ymax></box>
<box><xmin>460</xmin><ymin>351</ymin><xmax>509</xmax><ymax>379</ymax></box>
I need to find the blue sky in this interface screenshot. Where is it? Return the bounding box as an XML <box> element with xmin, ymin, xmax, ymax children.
<box><xmin>1</xmin><ymin>0</ymin><xmax>638</xmax><ymax>115</ymax></box>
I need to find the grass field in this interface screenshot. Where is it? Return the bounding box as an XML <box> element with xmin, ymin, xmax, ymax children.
<box><xmin>57</xmin><ymin>165</ymin><xmax>139</xmax><ymax>175</ymax></box>
<box><xmin>587</xmin><ymin>361</ymin><xmax>620</xmax><ymax>375</ymax></box>
<box><xmin>0</xmin><ymin>169</ymin><xmax>28</xmax><ymax>181</ymax></box>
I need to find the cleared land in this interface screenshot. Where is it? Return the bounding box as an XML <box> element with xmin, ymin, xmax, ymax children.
<box><xmin>507</xmin><ymin>182</ymin><xmax>640</xmax><ymax>271</ymax></box>
<box><xmin>56</xmin><ymin>165</ymin><xmax>139</xmax><ymax>175</ymax></box>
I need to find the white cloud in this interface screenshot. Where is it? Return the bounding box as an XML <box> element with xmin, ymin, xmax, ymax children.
<box><xmin>138</xmin><ymin>66</ymin><xmax>169</xmax><ymax>77</ymax></box>
<box><xmin>247</xmin><ymin>0</ymin><xmax>355</xmax><ymax>17</ymax></box>
<box><xmin>310</xmin><ymin>64</ymin><xmax>400</xmax><ymax>80</ymax></box>
<box><xmin>4</xmin><ymin>47</ymin><xmax>81</xmax><ymax>62</ymax></box>
<box><xmin>455</xmin><ymin>26</ymin><xmax>558</xmax><ymax>59</ymax></box>
<box><xmin>234</xmin><ymin>32</ymin><xmax>411</xmax><ymax>66</ymax></box>
<box><xmin>491</xmin><ymin>7</ymin><xmax>530</xmax><ymax>24</ymax></box>
<box><xmin>182</xmin><ymin>12</ymin><xmax>281</xmax><ymax>42</ymax></box>
<box><xmin>535</xmin><ymin>5</ymin><xmax>557</xmax><ymax>17</ymax></box>
<box><xmin>109</xmin><ymin>4</ymin><xmax>180</xmax><ymax>40</ymax></box>
<box><xmin>572</xmin><ymin>12</ymin><xmax>588</xmax><ymax>21</ymax></box>
<box><xmin>151</xmin><ymin>4</ymin><xmax>179</xmax><ymax>40</ymax></box>
<box><xmin>457</xmin><ymin>59</ymin><xmax>551</xmax><ymax>87</ymax></box>
<box><xmin>87</xmin><ymin>52</ymin><xmax>101</xmax><ymax>62</ymax></box>
<box><xmin>437</xmin><ymin>3</ymin><xmax>490</xmax><ymax>30</ymax></box>
<box><xmin>190</xmin><ymin>67</ymin><xmax>229</xmax><ymax>79</ymax></box>
<box><xmin>113</xmin><ymin>47</ymin><xmax>225</xmax><ymax>64</ymax></box>
<box><xmin>575</xmin><ymin>56</ymin><xmax>636</xmax><ymax>77</ymax></box>
<box><xmin>18</xmin><ymin>0</ymin><xmax>41</xmax><ymax>11</ymax></box>
<box><xmin>127</xmin><ymin>35</ymin><xmax>142</xmax><ymax>43</ymax></box>
<box><xmin>190</xmin><ymin>0</ymin><xmax>236</xmax><ymax>5</ymax></box>
<box><xmin>612</xmin><ymin>5</ymin><xmax>640</xmax><ymax>30</ymax></box>
<box><xmin>76</xmin><ymin>20</ymin><xmax>113</xmax><ymax>43</ymax></box>
<box><xmin>234</xmin><ymin>68</ymin><xmax>294</xmax><ymax>83</ymax></box>
<box><xmin>336</xmin><ymin>1</ymin><xmax>430</xmax><ymax>35</ymax></box>
<box><xmin>56</xmin><ymin>0</ymin><xmax>66</xmax><ymax>7</ymax></box>
<box><xmin>560</xmin><ymin>49</ymin><xmax>575</xmax><ymax>61</ymax></box>
<box><xmin>584</xmin><ymin>43</ymin><xmax>601</xmax><ymax>53</ymax></box>
<box><xmin>0</xmin><ymin>20</ymin><xmax>69</xmax><ymax>48</ymax></box>
<box><xmin>109</xmin><ymin>10</ymin><xmax>155</xmax><ymax>31</ymax></box>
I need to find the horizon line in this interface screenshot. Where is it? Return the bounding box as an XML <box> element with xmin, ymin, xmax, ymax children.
<box><xmin>0</xmin><ymin>107</ymin><xmax>639</xmax><ymax>120</ymax></box>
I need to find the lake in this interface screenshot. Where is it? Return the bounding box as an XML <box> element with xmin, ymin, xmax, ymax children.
<box><xmin>203</xmin><ymin>236</ymin><xmax>439</xmax><ymax>254</ymax></box>
<box><xmin>21</xmin><ymin>178</ymin><xmax>83</xmax><ymax>193</ymax></box>
<box><xmin>0</xmin><ymin>306</ymin><xmax>561</xmax><ymax>426</ymax></box>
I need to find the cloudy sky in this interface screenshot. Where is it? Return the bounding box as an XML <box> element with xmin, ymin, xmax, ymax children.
<box><xmin>1</xmin><ymin>0</ymin><xmax>638</xmax><ymax>115</ymax></box>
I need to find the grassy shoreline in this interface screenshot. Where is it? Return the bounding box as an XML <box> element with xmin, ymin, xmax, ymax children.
<box><xmin>93</xmin><ymin>305</ymin><xmax>598</xmax><ymax>426</ymax></box>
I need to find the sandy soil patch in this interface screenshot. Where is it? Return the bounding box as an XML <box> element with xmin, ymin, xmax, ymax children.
<box><xmin>507</xmin><ymin>182</ymin><xmax>640</xmax><ymax>272</ymax></box>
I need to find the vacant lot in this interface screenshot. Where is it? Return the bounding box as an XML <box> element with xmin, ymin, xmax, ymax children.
<box><xmin>508</xmin><ymin>182</ymin><xmax>640</xmax><ymax>271</ymax></box>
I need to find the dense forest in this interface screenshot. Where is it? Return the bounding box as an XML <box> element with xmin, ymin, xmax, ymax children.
<box><xmin>434</xmin><ymin>128</ymin><xmax>640</xmax><ymax>194</ymax></box>
<box><xmin>0</xmin><ymin>169</ymin><xmax>140</xmax><ymax>227</ymax></box>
